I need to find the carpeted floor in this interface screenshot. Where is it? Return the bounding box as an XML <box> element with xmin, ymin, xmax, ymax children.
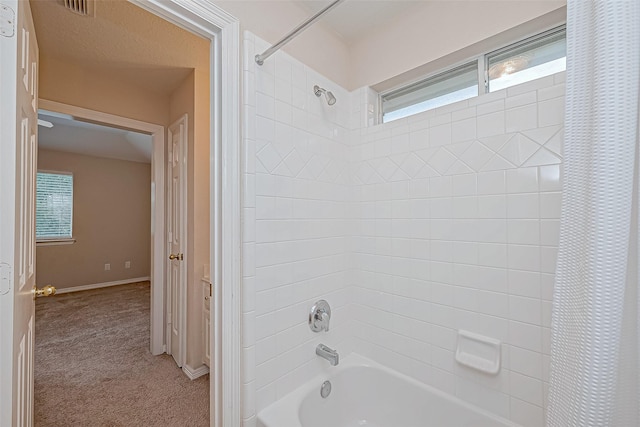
<box><xmin>35</xmin><ymin>282</ymin><xmax>209</xmax><ymax>426</ymax></box>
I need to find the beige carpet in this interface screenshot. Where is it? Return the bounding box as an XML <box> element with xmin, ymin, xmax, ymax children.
<box><xmin>35</xmin><ymin>282</ymin><xmax>209</xmax><ymax>426</ymax></box>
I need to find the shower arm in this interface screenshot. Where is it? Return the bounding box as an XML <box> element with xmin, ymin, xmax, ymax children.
<box><xmin>255</xmin><ymin>0</ymin><xmax>345</xmax><ymax>66</ymax></box>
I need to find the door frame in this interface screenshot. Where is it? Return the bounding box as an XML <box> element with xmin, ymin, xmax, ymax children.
<box><xmin>38</xmin><ymin>99</ymin><xmax>167</xmax><ymax>356</ymax></box>
<box><xmin>127</xmin><ymin>1</ymin><xmax>241</xmax><ymax>427</ymax></box>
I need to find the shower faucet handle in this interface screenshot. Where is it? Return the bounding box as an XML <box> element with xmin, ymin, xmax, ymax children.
<box><xmin>309</xmin><ymin>300</ymin><xmax>331</xmax><ymax>332</ymax></box>
<box><xmin>320</xmin><ymin>311</ymin><xmax>330</xmax><ymax>331</ymax></box>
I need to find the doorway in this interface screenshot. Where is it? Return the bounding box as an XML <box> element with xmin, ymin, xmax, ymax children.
<box><xmin>30</xmin><ymin>0</ymin><xmax>212</xmax><ymax>415</ymax></box>
<box><xmin>0</xmin><ymin>0</ymin><xmax>241</xmax><ymax>425</ymax></box>
<box><xmin>124</xmin><ymin>2</ymin><xmax>243</xmax><ymax>424</ymax></box>
<box><xmin>37</xmin><ymin>100</ymin><xmax>166</xmax><ymax>354</ymax></box>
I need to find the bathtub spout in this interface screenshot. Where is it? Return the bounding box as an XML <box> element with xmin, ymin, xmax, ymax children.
<box><xmin>316</xmin><ymin>344</ymin><xmax>339</xmax><ymax>366</ymax></box>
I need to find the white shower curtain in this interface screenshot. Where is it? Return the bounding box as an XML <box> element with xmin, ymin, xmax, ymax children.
<box><xmin>547</xmin><ymin>1</ymin><xmax>640</xmax><ymax>426</ymax></box>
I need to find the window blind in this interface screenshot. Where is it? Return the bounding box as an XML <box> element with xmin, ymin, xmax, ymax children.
<box><xmin>36</xmin><ymin>171</ymin><xmax>73</xmax><ymax>240</ymax></box>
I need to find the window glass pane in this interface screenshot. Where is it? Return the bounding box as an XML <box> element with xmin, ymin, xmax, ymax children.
<box><xmin>382</xmin><ymin>62</ymin><xmax>478</xmax><ymax>123</ymax></box>
<box><xmin>36</xmin><ymin>172</ymin><xmax>73</xmax><ymax>239</ymax></box>
<box><xmin>488</xmin><ymin>27</ymin><xmax>566</xmax><ymax>92</ymax></box>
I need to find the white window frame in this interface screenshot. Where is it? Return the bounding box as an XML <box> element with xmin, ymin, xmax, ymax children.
<box><xmin>379</xmin><ymin>24</ymin><xmax>566</xmax><ymax>123</ymax></box>
<box><xmin>35</xmin><ymin>169</ymin><xmax>76</xmax><ymax>246</ymax></box>
<box><xmin>381</xmin><ymin>61</ymin><xmax>479</xmax><ymax>123</ymax></box>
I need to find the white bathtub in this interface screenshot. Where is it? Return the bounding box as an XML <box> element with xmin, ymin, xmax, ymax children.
<box><xmin>257</xmin><ymin>354</ymin><xmax>518</xmax><ymax>427</ymax></box>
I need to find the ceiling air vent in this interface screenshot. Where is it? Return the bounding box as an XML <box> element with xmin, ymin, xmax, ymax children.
<box><xmin>61</xmin><ymin>0</ymin><xmax>95</xmax><ymax>17</ymax></box>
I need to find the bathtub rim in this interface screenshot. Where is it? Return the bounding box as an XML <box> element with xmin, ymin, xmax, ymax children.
<box><xmin>256</xmin><ymin>353</ymin><xmax>521</xmax><ymax>427</ymax></box>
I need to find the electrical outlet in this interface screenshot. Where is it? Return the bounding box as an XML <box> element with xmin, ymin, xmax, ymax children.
<box><xmin>125</xmin><ymin>261</ymin><xmax>131</xmax><ymax>269</ymax></box>
<box><xmin>104</xmin><ymin>263</ymin><xmax>110</xmax><ymax>271</ymax></box>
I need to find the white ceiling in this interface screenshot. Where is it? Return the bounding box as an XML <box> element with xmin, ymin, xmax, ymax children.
<box><xmin>38</xmin><ymin>111</ymin><xmax>153</xmax><ymax>164</ymax></box>
<box><xmin>297</xmin><ymin>0</ymin><xmax>425</xmax><ymax>43</ymax></box>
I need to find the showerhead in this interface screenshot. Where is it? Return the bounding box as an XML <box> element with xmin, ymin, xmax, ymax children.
<box><xmin>314</xmin><ymin>85</ymin><xmax>337</xmax><ymax>106</ymax></box>
<box><xmin>325</xmin><ymin>91</ymin><xmax>337</xmax><ymax>106</ymax></box>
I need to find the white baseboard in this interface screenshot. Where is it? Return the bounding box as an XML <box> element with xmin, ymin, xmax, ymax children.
<box><xmin>54</xmin><ymin>277</ymin><xmax>151</xmax><ymax>294</ymax></box>
<box><xmin>183</xmin><ymin>363</ymin><xmax>209</xmax><ymax>380</ymax></box>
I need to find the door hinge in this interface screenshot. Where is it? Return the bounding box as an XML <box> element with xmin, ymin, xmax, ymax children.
<box><xmin>0</xmin><ymin>4</ymin><xmax>15</xmax><ymax>38</ymax></box>
<box><xmin>0</xmin><ymin>262</ymin><xmax>12</xmax><ymax>295</ymax></box>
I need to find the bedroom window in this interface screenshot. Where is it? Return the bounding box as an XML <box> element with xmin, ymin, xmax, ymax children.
<box><xmin>36</xmin><ymin>171</ymin><xmax>74</xmax><ymax>243</ymax></box>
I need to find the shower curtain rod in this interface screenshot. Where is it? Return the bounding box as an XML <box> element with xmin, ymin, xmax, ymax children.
<box><xmin>255</xmin><ymin>0</ymin><xmax>345</xmax><ymax>66</ymax></box>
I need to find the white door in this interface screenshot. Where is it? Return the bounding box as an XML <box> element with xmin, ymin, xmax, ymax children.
<box><xmin>0</xmin><ymin>0</ymin><xmax>39</xmax><ymax>425</ymax></box>
<box><xmin>166</xmin><ymin>114</ymin><xmax>187</xmax><ymax>367</ymax></box>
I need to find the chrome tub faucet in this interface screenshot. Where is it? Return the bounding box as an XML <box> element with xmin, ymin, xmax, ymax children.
<box><xmin>309</xmin><ymin>300</ymin><xmax>331</xmax><ymax>332</ymax></box>
<box><xmin>316</xmin><ymin>344</ymin><xmax>339</xmax><ymax>366</ymax></box>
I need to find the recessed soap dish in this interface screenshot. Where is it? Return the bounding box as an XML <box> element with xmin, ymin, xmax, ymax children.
<box><xmin>455</xmin><ymin>330</ymin><xmax>501</xmax><ymax>375</ymax></box>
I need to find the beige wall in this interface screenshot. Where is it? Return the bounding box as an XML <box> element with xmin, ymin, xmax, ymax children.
<box><xmin>37</xmin><ymin>150</ymin><xmax>151</xmax><ymax>289</ymax></box>
<box><xmin>348</xmin><ymin>1</ymin><xmax>566</xmax><ymax>89</ymax></box>
<box><xmin>214</xmin><ymin>0</ymin><xmax>351</xmax><ymax>88</ymax></box>
<box><xmin>214</xmin><ymin>1</ymin><xmax>565</xmax><ymax>90</ymax></box>
<box><xmin>40</xmin><ymin>52</ymin><xmax>210</xmax><ymax>369</ymax></box>
<box><xmin>191</xmin><ymin>60</ymin><xmax>211</xmax><ymax>370</ymax></box>
<box><xmin>193</xmin><ymin>66</ymin><xmax>210</xmax><ymax>292</ymax></box>
<box><xmin>39</xmin><ymin>56</ymin><xmax>169</xmax><ymax>125</ymax></box>
<box><xmin>192</xmin><ymin>62</ymin><xmax>211</xmax><ymax>366</ymax></box>
<box><xmin>169</xmin><ymin>69</ymin><xmax>210</xmax><ymax>369</ymax></box>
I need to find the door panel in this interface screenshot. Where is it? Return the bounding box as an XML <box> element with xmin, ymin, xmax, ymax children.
<box><xmin>166</xmin><ymin>115</ymin><xmax>187</xmax><ymax>368</ymax></box>
<box><xmin>16</xmin><ymin>4</ymin><xmax>38</xmax><ymax>426</ymax></box>
<box><xmin>171</xmin><ymin>258</ymin><xmax>179</xmax><ymax>341</ymax></box>
<box><xmin>0</xmin><ymin>0</ymin><xmax>38</xmax><ymax>425</ymax></box>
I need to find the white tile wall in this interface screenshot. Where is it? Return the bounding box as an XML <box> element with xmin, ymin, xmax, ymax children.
<box><xmin>242</xmin><ymin>32</ymin><xmax>355</xmax><ymax>427</ymax></box>
<box><xmin>242</xmin><ymin>30</ymin><xmax>565</xmax><ymax>427</ymax></box>
<box><xmin>350</xmin><ymin>73</ymin><xmax>564</xmax><ymax>427</ymax></box>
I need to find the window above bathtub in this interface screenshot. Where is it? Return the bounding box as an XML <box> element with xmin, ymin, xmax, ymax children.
<box><xmin>380</xmin><ymin>25</ymin><xmax>566</xmax><ymax>123</ymax></box>
<box><xmin>381</xmin><ymin>62</ymin><xmax>478</xmax><ymax>123</ymax></box>
<box><xmin>487</xmin><ymin>26</ymin><xmax>566</xmax><ymax>92</ymax></box>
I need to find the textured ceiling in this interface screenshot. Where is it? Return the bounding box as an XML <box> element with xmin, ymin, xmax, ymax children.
<box><xmin>31</xmin><ymin>0</ymin><xmax>206</xmax><ymax>161</ymax></box>
<box><xmin>38</xmin><ymin>111</ymin><xmax>153</xmax><ymax>163</ymax></box>
<box><xmin>30</xmin><ymin>0</ymin><xmax>209</xmax><ymax>95</ymax></box>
